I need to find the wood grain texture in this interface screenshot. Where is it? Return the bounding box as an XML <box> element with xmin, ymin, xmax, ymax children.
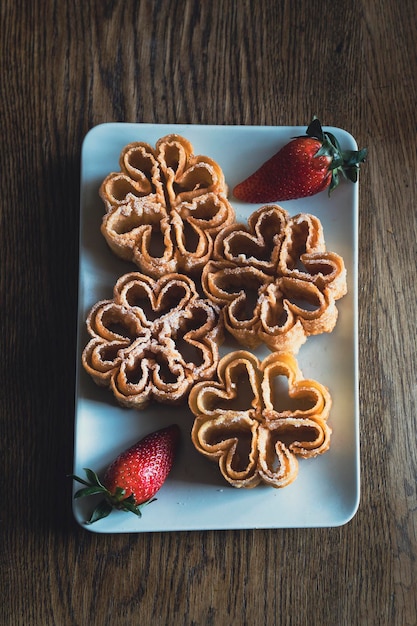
<box><xmin>1</xmin><ymin>0</ymin><xmax>416</xmax><ymax>624</ymax></box>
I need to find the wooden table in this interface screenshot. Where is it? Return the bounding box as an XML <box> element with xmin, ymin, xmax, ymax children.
<box><xmin>2</xmin><ymin>1</ymin><xmax>416</xmax><ymax>623</ymax></box>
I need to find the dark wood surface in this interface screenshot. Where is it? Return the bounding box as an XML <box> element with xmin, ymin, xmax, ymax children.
<box><xmin>1</xmin><ymin>1</ymin><xmax>416</xmax><ymax>624</ymax></box>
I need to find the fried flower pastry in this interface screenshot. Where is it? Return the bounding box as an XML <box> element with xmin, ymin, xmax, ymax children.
<box><xmin>99</xmin><ymin>135</ymin><xmax>235</xmax><ymax>277</ymax></box>
<box><xmin>202</xmin><ymin>261</ymin><xmax>338</xmax><ymax>353</ymax></box>
<box><xmin>206</xmin><ymin>204</ymin><xmax>347</xmax><ymax>351</ymax></box>
<box><xmin>189</xmin><ymin>351</ymin><xmax>332</xmax><ymax>489</ymax></box>
<box><xmin>82</xmin><ymin>272</ymin><xmax>223</xmax><ymax>409</ymax></box>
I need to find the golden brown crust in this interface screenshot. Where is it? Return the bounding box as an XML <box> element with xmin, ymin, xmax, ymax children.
<box><xmin>213</xmin><ymin>204</ymin><xmax>288</xmax><ymax>273</ymax></box>
<box><xmin>99</xmin><ymin>135</ymin><xmax>234</xmax><ymax>276</ymax></box>
<box><xmin>205</xmin><ymin>205</ymin><xmax>347</xmax><ymax>352</ymax></box>
<box><xmin>155</xmin><ymin>134</ymin><xmax>227</xmax><ymax>206</ymax></box>
<box><xmin>82</xmin><ymin>272</ymin><xmax>224</xmax><ymax>409</ymax></box>
<box><xmin>278</xmin><ymin>212</ymin><xmax>347</xmax><ymax>298</ymax></box>
<box><xmin>189</xmin><ymin>351</ymin><xmax>332</xmax><ymax>489</ymax></box>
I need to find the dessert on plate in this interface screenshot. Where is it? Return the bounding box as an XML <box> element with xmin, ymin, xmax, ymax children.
<box><xmin>100</xmin><ymin>134</ymin><xmax>235</xmax><ymax>277</ymax></box>
<box><xmin>189</xmin><ymin>350</ymin><xmax>332</xmax><ymax>488</ymax></box>
<box><xmin>204</xmin><ymin>204</ymin><xmax>346</xmax><ymax>353</ymax></box>
<box><xmin>82</xmin><ymin>271</ymin><xmax>223</xmax><ymax>409</ymax></box>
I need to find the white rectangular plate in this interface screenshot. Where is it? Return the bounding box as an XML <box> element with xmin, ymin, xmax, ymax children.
<box><xmin>73</xmin><ymin>123</ymin><xmax>360</xmax><ymax>532</ymax></box>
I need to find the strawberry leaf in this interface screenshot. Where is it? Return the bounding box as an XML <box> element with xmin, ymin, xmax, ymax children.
<box><xmin>85</xmin><ymin>499</ymin><xmax>113</xmax><ymax>525</ymax></box>
<box><xmin>120</xmin><ymin>499</ymin><xmax>143</xmax><ymax>517</ymax></box>
<box><xmin>74</xmin><ymin>485</ymin><xmax>107</xmax><ymax>499</ymax></box>
<box><xmin>343</xmin><ymin>166</ymin><xmax>359</xmax><ymax>183</ymax></box>
<box><xmin>315</xmin><ymin>144</ymin><xmax>333</xmax><ymax>158</ymax></box>
<box><xmin>329</xmin><ymin>170</ymin><xmax>340</xmax><ymax>193</ymax></box>
<box><xmin>324</xmin><ymin>131</ymin><xmax>342</xmax><ymax>153</ymax></box>
<box><xmin>306</xmin><ymin>117</ymin><xmax>324</xmax><ymax>141</ymax></box>
<box><xmin>83</xmin><ymin>468</ymin><xmax>106</xmax><ymax>488</ymax></box>
<box><xmin>68</xmin><ymin>473</ymin><xmax>91</xmax><ymax>487</ymax></box>
<box><xmin>343</xmin><ymin>148</ymin><xmax>368</xmax><ymax>167</ymax></box>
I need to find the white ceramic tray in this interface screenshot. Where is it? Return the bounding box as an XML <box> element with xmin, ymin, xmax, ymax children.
<box><xmin>73</xmin><ymin>123</ymin><xmax>360</xmax><ymax>532</ymax></box>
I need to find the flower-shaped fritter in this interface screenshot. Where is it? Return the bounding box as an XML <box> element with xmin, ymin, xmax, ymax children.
<box><xmin>100</xmin><ymin>135</ymin><xmax>235</xmax><ymax>277</ymax></box>
<box><xmin>189</xmin><ymin>351</ymin><xmax>332</xmax><ymax>489</ymax></box>
<box><xmin>82</xmin><ymin>272</ymin><xmax>223</xmax><ymax>409</ymax></box>
<box><xmin>204</xmin><ymin>205</ymin><xmax>347</xmax><ymax>352</ymax></box>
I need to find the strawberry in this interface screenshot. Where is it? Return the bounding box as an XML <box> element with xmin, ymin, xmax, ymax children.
<box><xmin>233</xmin><ymin>117</ymin><xmax>367</xmax><ymax>202</ymax></box>
<box><xmin>70</xmin><ymin>424</ymin><xmax>180</xmax><ymax>524</ymax></box>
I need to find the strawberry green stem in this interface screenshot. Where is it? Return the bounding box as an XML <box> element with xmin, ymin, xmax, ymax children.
<box><xmin>304</xmin><ymin>117</ymin><xmax>367</xmax><ymax>194</ymax></box>
<box><xmin>69</xmin><ymin>468</ymin><xmax>155</xmax><ymax>524</ymax></box>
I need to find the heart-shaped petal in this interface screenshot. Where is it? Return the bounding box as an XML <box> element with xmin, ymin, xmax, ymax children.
<box><xmin>191</xmin><ymin>412</ymin><xmax>261</xmax><ymax>488</ymax></box>
<box><xmin>111</xmin><ymin>342</ymin><xmax>190</xmax><ymax>409</ymax></box>
<box><xmin>100</xmin><ymin>172</ymin><xmax>159</xmax><ymax>210</ymax></box>
<box><xmin>214</xmin><ymin>204</ymin><xmax>289</xmax><ymax>273</ymax></box>
<box><xmin>101</xmin><ymin>200</ymin><xmax>169</xmax><ymax>263</ymax></box>
<box><xmin>279</xmin><ymin>277</ymin><xmax>338</xmax><ymax>335</ymax></box>
<box><xmin>279</xmin><ymin>213</ymin><xmax>346</xmax><ymax>298</ymax></box>
<box><xmin>260</xmin><ymin>352</ymin><xmax>332</xmax><ymax>422</ymax></box>
<box><xmin>178</xmin><ymin>193</ymin><xmax>235</xmax><ymax>235</ymax></box>
<box><xmin>113</xmin><ymin>272</ymin><xmax>198</xmax><ymax>324</ymax></box>
<box><xmin>189</xmin><ymin>350</ymin><xmax>262</xmax><ymax>418</ymax></box>
<box><xmin>257</xmin><ymin>425</ymin><xmax>299</xmax><ymax>488</ymax></box>
<box><xmin>170</xmin><ymin>211</ymin><xmax>213</xmax><ymax>276</ymax></box>
<box><xmin>202</xmin><ymin>261</ymin><xmax>274</xmax><ymax>349</ymax></box>
<box><xmin>156</xmin><ymin>134</ymin><xmax>227</xmax><ymax>206</ymax></box>
<box><xmin>86</xmin><ymin>300</ymin><xmax>148</xmax><ymax>341</ymax></box>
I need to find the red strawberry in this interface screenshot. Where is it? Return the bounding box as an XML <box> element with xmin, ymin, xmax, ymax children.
<box><xmin>70</xmin><ymin>424</ymin><xmax>180</xmax><ymax>524</ymax></box>
<box><xmin>233</xmin><ymin>117</ymin><xmax>367</xmax><ymax>202</ymax></box>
